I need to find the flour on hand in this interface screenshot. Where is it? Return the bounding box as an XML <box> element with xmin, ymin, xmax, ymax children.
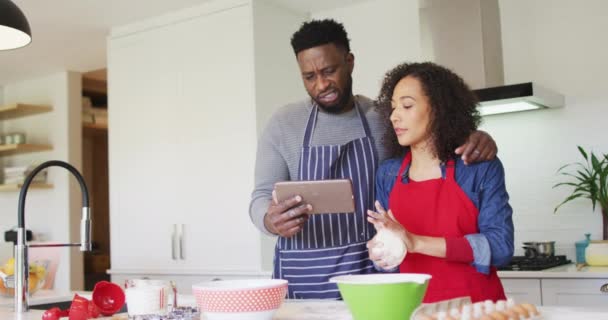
<box><xmin>373</xmin><ymin>228</ymin><xmax>407</xmax><ymax>269</ymax></box>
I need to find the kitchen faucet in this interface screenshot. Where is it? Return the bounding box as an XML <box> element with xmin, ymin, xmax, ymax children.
<box><xmin>14</xmin><ymin>160</ymin><xmax>92</xmax><ymax>313</ymax></box>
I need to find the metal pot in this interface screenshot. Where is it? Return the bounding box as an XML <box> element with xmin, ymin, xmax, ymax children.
<box><xmin>522</xmin><ymin>241</ymin><xmax>555</xmax><ymax>258</ymax></box>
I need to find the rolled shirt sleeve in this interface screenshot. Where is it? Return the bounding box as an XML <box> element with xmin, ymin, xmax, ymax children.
<box><xmin>455</xmin><ymin>158</ymin><xmax>514</xmax><ymax>273</ymax></box>
<box><xmin>473</xmin><ymin>158</ymin><xmax>514</xmax><ymax>268</ymax></box>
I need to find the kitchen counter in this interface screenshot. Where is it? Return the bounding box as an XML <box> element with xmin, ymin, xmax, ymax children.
<box><xmin>0</xmin><ymin>290</ymin><xmax>86</xmax><ymax>308</ymax></box>
<box><xmin>498</xmin><ymin>263</ymin><xmax>608</xmax><ymax>278</ymax></box>
<box><xmin>0</xmin><ymin>300</ymin><xmax>607</xmax><ymax>320</ymax></box>
<box><xmin>274</xmin><ymin>301</ymin><xmax>608</xmax><ymax>319</ymax></box>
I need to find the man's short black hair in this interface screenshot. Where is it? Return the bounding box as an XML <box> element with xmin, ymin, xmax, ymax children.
<box><xmin>290</xmin><ymin>19</ymin><xmax>351</xmax><ymax>55</ymax></box>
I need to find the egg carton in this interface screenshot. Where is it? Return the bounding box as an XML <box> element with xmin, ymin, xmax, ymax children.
<box><xmin>411</xmin><ymin>297</ymin><xmax>542</xmax><ymax>320</ymax></box>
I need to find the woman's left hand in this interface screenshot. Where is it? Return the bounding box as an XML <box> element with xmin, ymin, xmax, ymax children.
<box><xmin>454</xmin><ymin>130</ymin><xmax>497</xmax><ymax>165</ymax></box>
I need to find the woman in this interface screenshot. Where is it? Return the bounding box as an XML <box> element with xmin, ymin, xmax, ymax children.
<box><xmin>367</xmin><ymin>62</ymin><xmax>513</xmax><ymax>303</ymax></box>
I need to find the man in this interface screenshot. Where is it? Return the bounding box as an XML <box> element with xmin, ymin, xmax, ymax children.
<box><xmin>249</xmin><ymin>19</ymin><xmax>497</xmax><ymax>299</ymax></box>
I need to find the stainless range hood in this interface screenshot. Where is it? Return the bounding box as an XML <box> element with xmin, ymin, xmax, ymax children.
<box><xmin>419</xmin><ymin>0</ymin><xmax>564</xmax><ymax>116</ymax></box>
<box><xmin>474</xmin><ymin>82</ymin><xmax>565</xmax><ymax>116</ymax></box>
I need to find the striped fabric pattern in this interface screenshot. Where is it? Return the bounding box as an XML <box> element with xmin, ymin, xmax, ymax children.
<box><xmin>273</xmin><ymin>103</ymin><xmax>378</xmax><ymax>299</ymax></box>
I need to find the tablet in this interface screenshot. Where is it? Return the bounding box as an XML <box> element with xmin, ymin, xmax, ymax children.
<box><xmin>274</xmin><ymin>179</ymin><xmax>355</xmax><ymax>214</ymax></box>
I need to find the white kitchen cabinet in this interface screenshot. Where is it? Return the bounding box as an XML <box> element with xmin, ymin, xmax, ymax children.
<box><xmin>109</xmin><ymin>2</ymin><xmax>260</xmax><ymax>273</ymax></box>
<box><xmin>107</xmin><ymin>0</ymin><xmax>306</xmax><ymax>286</ymax></box>
<box><xmin>542</xmin><ymin>279</ymin><xmax>608</xmax><ymax>307</ymax></box>
<box><xmin>501</xmin><ymin>278</ymin><xmax>542</xmax><ymax>306</ymax></box>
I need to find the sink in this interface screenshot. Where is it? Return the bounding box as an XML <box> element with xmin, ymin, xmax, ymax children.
<box><xmin>29</xmin><ymin>300</ymin><xmax>72</xmax><ymax>310</ymax></box>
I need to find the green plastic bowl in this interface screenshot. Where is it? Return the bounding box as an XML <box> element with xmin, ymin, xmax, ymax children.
<box><xmin>330</xmin><ymin>273</ymin><xmax>431</xmax><ymax>320</ymax></box>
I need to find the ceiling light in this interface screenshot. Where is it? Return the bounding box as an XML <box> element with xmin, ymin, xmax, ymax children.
<box><xmin>0</xmin><ymin>0</ymin><xmax>32</xmax><ymax>50</ymax></box>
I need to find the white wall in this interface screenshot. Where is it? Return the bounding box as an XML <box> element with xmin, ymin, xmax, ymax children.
<box><xmin>252</xmin><ymin>0</ymin><xmax>309</xmax><ymax>271</ymax></box>
<box><xmin>253</xmin><ymin>1</ymin><xmax>307</xmax><ymax>137</ymax></box>
<box><xmin>0</xmin><ymin>72</ymin><xmax>83</xmax><ymax>291</ymax></box>
<box><xmin>478</xmin><ymin>0</ymin><xmax>608</xmax><ymax>258</ymax></box>
<box><xmin>313</xmin><ymin>0</ymin><xmax>422</xmax><ymax>99</ymax></box>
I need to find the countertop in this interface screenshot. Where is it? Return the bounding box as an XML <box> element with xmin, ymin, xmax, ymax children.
<box><xmin>498</xmin><ymin>263</ymin><xmax>608</xmax><ymax>279</ymax></box>
<box><xmin>0</xmin><ymin>300</ymin><xmax>607</xmax><ymax>320</ymax></box>
<box><xmin>0</xmin><ymin>290</ymin><xmax>87</xmax><ymax>307</ymax></box>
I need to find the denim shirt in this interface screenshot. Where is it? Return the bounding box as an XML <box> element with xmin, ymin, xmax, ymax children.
<box><xmin>375</xmin><ymin>155</ymin><xmax>514</xmax><ymax>274</ymax></box>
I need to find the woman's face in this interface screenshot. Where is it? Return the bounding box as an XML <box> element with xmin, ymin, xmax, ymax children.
<box><xmin>390</xmin><ymin>76</ymin><xmax>432</xmax><ymax>148</ymax></box>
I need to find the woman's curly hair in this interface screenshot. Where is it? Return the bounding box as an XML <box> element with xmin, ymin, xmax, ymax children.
<box><xmin>376</xmin><ymin>62</ymin><xmax>481</xmax><ymax>162</ymax></box>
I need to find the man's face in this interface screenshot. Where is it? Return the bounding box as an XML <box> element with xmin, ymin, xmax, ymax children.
<box><xmin>296</xmin><ymin>43</ymin><xmax>354</xmax><ymax>113</ymax></box>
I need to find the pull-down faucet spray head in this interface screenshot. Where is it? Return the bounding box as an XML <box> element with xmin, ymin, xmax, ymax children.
<box><xmin>15</xmin><ymin>160</ymin><xmax>91</xmax><ymax>313</ymax></box>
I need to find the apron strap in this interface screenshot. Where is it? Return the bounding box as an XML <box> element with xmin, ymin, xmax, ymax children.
<box><xmin>303</xmin><ymin>98</ymin><xmax>372</xmax><ymax>148</ymax></box>
<box><xmin>396</xmin><ymin>154</ymin><xmax>457</xmax><ymax>184</ymax></box>
<box><xmin>302</xmin><ymin>103</ymin><xmax>319</xmax><ymax>148</ymax></box>
<box><xmin>395</xmin><ymin>152</ymin><xmax>412</xmax><ymax>185</ymax></box>
<box><xmin>355</xmin><ymin>100</ymin><xmax>373</xmax><ymax>138</ymax></box>
<box><xmin>445</xmin><ymin>159</ymin><xmax>456</xmax><ymax>181</ymax></box>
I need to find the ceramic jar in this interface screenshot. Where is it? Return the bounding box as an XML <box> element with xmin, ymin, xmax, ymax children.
<box><xmin>585</xmin><ymin>240</ymin><xmax>608</xmax><ymax>266</ymax></box>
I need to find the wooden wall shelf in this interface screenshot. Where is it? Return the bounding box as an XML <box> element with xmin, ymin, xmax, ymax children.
<box><xmin>83</xmin><ymin>123</ymin><xmax>108</xmax><ymax>130</ymax></box>
<box><xmin>0</xmin><ymin>144</ymin><xmax>53</xmax><ymax>156</ymax></box>
<box><xmin>0</xmin><ymin>183</ymin><xmax>53</xmax><ymax>192</ymax></box>
<box><xmin>83</xmin><ymin>77</ymin><xmax>107</xmax><ymax>95</ymax></box>
<box><xmin>0</xmin><ymin>103</ymin><xmax>53</xmax><ymax>120</ymax></box>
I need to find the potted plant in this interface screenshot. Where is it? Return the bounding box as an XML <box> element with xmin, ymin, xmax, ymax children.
<box><xmin>554</xmin><ymin>146</ymin><xmax>608</xmax><ymax>240</ymax></box>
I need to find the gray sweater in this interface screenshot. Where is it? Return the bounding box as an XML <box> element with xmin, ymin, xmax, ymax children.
<box><xmin>249</xmin><ymin>95</ymin><xmax>391</xmax><ymax>235</ymax></box>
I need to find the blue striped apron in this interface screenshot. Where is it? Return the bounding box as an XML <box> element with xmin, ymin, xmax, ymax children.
<box><xmin>273</xmin><ymin>101</ymin><xmax>378</xmax><ymax>299</ymax></box>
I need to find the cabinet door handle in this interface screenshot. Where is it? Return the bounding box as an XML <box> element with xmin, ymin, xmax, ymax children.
<box><xmin>179</xmin><ymin>224</ymin><xmax>185</xmax><ymax>260</ymax></box>
<box><xmin>601</xmin><ymin>283</ymin><xmax>608</xmax><ymax>293</ymax></box>
<box><xmin>171</xmin><ymin>224</ymin><xmax>178</xmax><ymax>260</ymax></box>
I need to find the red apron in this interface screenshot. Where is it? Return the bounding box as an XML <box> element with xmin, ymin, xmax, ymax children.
<box><xmin>389</xmin><ymin>152</ymin><xmax>505</xmax><ymax>303</ymax></box>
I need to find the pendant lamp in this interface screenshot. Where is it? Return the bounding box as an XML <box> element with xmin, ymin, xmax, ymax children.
<box><xmin>0</xmin><ymin>0</ymin><xmax>32</xmax><ymax>50</ymax></box>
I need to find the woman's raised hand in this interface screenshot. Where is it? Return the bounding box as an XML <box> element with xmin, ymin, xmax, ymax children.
<box><xmin>366</xmin><ymin>201</ymin><xmax>413</xmax><ymax>269</ymax></box>
<box><xmin>367</xmin><ymin>201</ymin><xmax>404</xmax><ymax>235</ymax></box>
<box><xmin>367</xmin><ymin>201</ymin><xmax>416</xmax><ymax>253</ymax></box>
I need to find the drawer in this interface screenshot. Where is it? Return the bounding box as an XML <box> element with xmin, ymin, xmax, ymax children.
<box><xmin>501</xmin><ymin>278</ymin><xmax>542</xmax><ymax>306</ymax></box>
<box><xmin>542</xmin><ymin>278</ymin><xmax>608</xmax><ymax>307</ymax></box>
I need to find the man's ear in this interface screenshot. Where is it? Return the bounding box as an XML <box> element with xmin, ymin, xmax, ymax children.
<box><xmin>346</xmin><ymin>52</ymin><xmax>355</xmax><ymax>73</ymax></box>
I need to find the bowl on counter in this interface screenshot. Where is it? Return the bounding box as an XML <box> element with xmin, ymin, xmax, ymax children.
<box><xmin>330</xmin><ymin>273</ymin><xmax>431</xmax><ymax>320</ymax></box>
<box><xmin>192</xmin><ymin>279</ymin><xmax>287</xmax><ymax>320</ymax></box>
<box><xmin>0</xmin><ymin>258</ymin><xmax>47</xmax><ymax>297</ymax></box>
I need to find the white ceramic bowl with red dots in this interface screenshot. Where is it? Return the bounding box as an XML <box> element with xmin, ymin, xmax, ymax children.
<box><xmin>192</xmin><ymin>279</ymin><xmax>288</xmax><ymax>320</ymax></box>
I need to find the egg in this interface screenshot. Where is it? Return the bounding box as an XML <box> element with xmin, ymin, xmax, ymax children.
<box><xmin>520</xmin><ymin>303</ymin><xmax>539</xmax><ymax>316</ymax></box>
<box><xmin>488</xmin><ymin>311</ymin><xmax>508</xmax><ymax>320</ymax></box>
<box><xmin>510</xmin><ymin>305</ymin><xmax>529</xmax><ymax>319</ymax></box>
